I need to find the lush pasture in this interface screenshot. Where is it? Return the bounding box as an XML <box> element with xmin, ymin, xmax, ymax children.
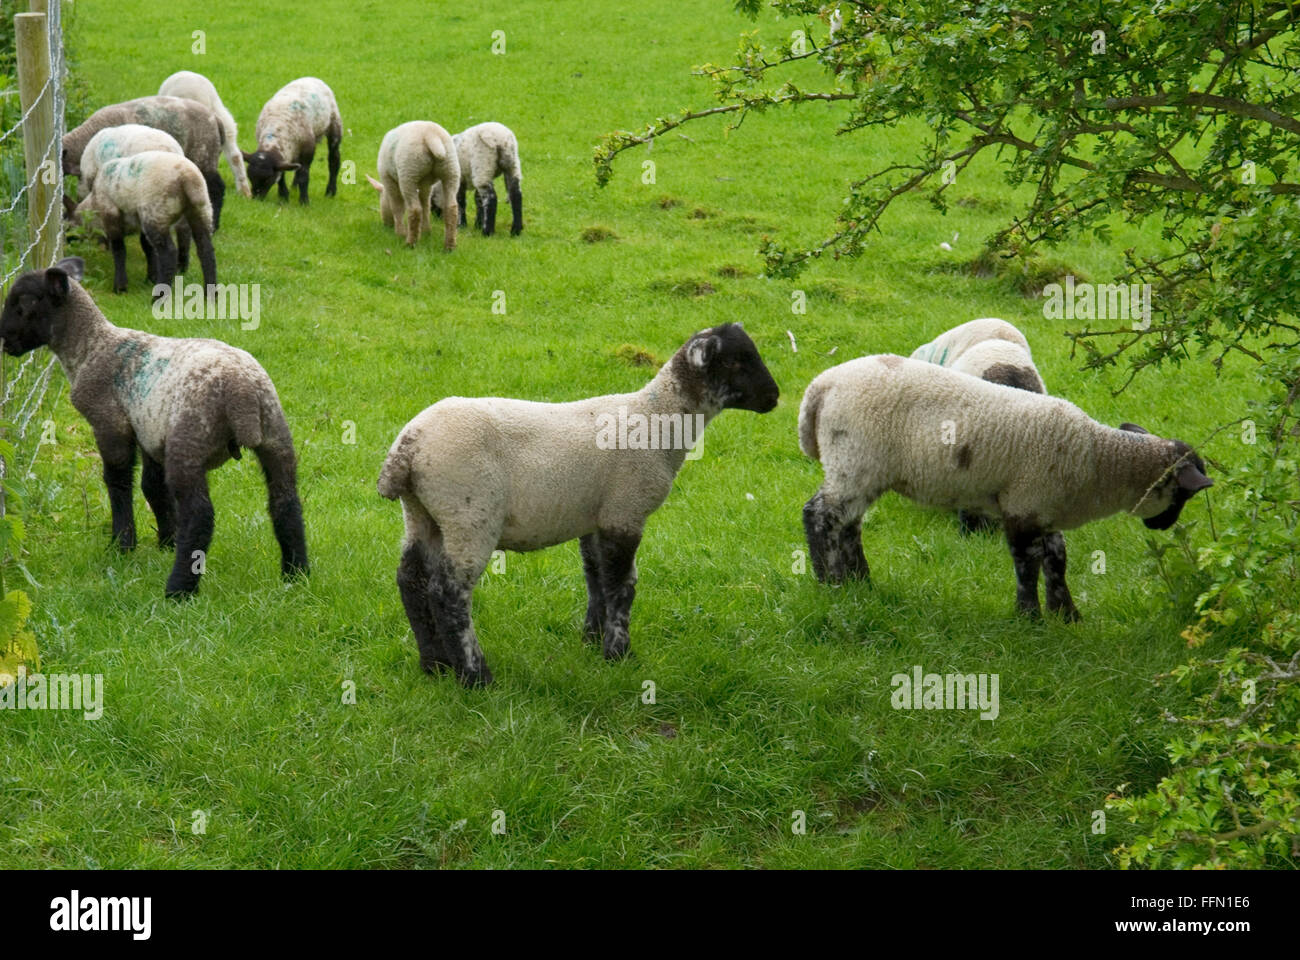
<box><xmin>0</xmin><ymin>0</ymin><xmax>1258</xmax><ymax>867</ymax></box>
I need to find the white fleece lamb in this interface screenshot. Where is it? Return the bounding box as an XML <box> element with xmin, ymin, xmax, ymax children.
<box><xmin>78</xmin><ymin>124</ymin><xmax>183</xmax><ymax>194</ymax></box>
<box><xmin>74</xmin><ymin>151</ymin><xmax>217</xmax><ymax>293</ymax></box>
<box><xmin>159</xmin><ymin>70</ymin><xmax>252</xmax><ymax>197</ymax></box>
<box><xmin>432</xmin><ymin>121</ymin><xmax>523</xmax><ymax>236</ymax></box>
<box><xmin>365</xmin><ymin>121</ymin><xmax>459</xmax><ymax>250</ymax></box>
<box><xmin>377</xmin><ymin>323</ymin><xmax>779</xmax><ymax>686</ymax></box>
<box><xmin>913</xmin><ymin>318</ymin><xmax>1045</xmax><ymax>393</ymax></box>
<box><xmin>244</xmin><ymin>77</ymin><xmax>342</xmax><ymax>203</ymax></box>
<box><xmin>798</xmin><ymin>354</ymin><xmax>1212</xmax><ymax>618</ymax></box>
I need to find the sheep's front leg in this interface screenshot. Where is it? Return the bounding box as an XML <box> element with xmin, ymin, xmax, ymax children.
<box><xmin>140</xmin><ymin>451</ymin><xmax>175</xmax><ymax>548</ymax></box>
<box><xmin>97</xmin><ymin>434</ymin><xmax>137</xmax><ymax>551</ymax></box>
<box><xmin>595</xmin><ymin>529</ymin><xmax>640</xmax><ymax>661</ymax></box>
<box><xmin>803</xmin><ymin>488</ymin><xmax>870</xmax><ymax>583</ymax></box>
<box><xmin>1004</xmin><ymin>520</ymin><xmax>1045</xmax><ymax>618</ymax></box>
<box><xmin>139</xmin><ymin>233</ymin><xmax>157</xmax><ymax>285</ymax></box>
<box><xmin>295</xmin><ymin>149</ymin><xmax>314</xmax><ymax>205</ymax></box>
<box><xmin>108</xmin><ymin>232</ymin><xmax>129</xmax><ymax>293</ymax></box>
<box><xmin>397</xmin><ymin>543</ymin><xmax>453</xmax><ymax>674</ymax></box>
<box><xmin>164</xmin><ymin>467</ymin><xmax>215</xmax><ymax>598</ymax></box>
<box><xmin>277</xmin><ymin>171</ymin><xmax>290</xmax><ymax>202</ymax></box>
<box><xmin>579</xmin><ymin>533</ymin><xmax>606</xmax><ymax>643</ymax></box>
<box><xmin>456</xmin><ymin>181</ymin><xmax>468</xmax><ymax>227</ymax></box>
<box><xmin>477</xmin><ymin>184</ymin><xmax>498</xmax><ymax>236</ymax></box>
<box><xmin>144</xmin><ymin>225</ymin><xmax>178</xmax><ymax>293</ymax></box>
<box><xmin>1041</xmin><ymin>532</ymin><xmax>1080</xmax><ymax>622</ymax></box>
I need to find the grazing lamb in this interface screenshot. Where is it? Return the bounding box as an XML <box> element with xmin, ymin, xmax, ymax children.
<box><xmin>912</xmin><ymin>318</ymin><xmax>1046</xmax><ymax>534</ymax></box>
<box><xmin>0</xmin><ymin>258</ymin><xmax>308</xmax><ymax>597</ymax></box>
<box><xmin>364</xmin><ymin>121</ymin><xmax>459</xmax><ymax>249</ymax></box>
<box><xmin>77</xmin><ymin>124</ymin><xmax>183</xmax><ymax>195</ymax></box>
<box><xmin>62</xmin><ymin>96</ymin><xmax>226</xmax><ymax>230</ymax></box>
<box><xmin>798</xmin><ymin>354</ymin><xmax>1211</xmax><ymax>621</ymax></box>
<box><xmin>432</xmin><ymin>121</ymin><xmax>522</xmax><ymax>236</ymax></box>
<box><xmin>243</xmin><ymin>77</ymin><xmax>342</xmax><ymax>204</ymax></box>
<box><xmin>74</xmin><ymin>151</ymin><xmax>217</xmax><ymax>295</ymax></box>
<box><xmin>377</xmin><ymin>323</ymin><xmax>779</xmax><ymax>686</ymax></box>
<box><xmin>159</xmin><ymin>70</ymin><xmax>252</xmax><ymax>198</ymax></box>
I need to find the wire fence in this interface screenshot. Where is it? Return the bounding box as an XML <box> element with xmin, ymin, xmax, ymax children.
<box><xmin>1</xmin><ymin>0</ymin><xmax>66</xmax><ymax>488</ymax></box>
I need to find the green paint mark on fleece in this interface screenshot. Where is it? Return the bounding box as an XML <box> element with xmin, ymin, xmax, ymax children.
<box><xmin>112</xmin><ymin>341</ymin><xmax>171</xmax><ymax>404</ymax></box>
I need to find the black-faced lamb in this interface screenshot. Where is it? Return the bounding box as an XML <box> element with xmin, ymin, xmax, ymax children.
<box><xmin>364</xmin><ymin>121</ymin><xmax>459</xmax><ymax>249</ymax></box>
<box><xmin>159</xmin><ymin>70</ymin><xmax>253</xmax><ymax>198</ymax></box>
<box><xmin>74</xmin><ymin>151</ymin><xmax>217</xmax><ymax>295</ymax></box>
<box><xmin>0</xmin><ymin>259</ymin><xmax>308</xmax><ymax>597</ymax></box>
<box><xmin>798</xmin><ymin>354</ymin><xmax>1212</xmax><ymax>621</ymax></box>
<box><xmin>62</xmin><ymin>96</ymin><xmax>227</xmax><ymax>230</ymax></box>
<box><xmin>242</xmin><ymin>78</ymin><xmax>342</xmax><ymax>204</ymax></box>
<box><xmin>377</xmin><ymin>323</ymin><xmax>779</xmax><ymax>686</ymax></box>
<box><xmin>431</xmin><ymin>121</ymin><xmax>522</xmax><ymax>236</ymax></box>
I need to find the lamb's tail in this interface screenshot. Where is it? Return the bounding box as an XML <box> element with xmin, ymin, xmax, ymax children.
<box><xmin>498</xmin><ymin>138</ymin><xmax>522</xmax><ymax>185</ymax></box>
<box><xmin>425</xmin><ymin>127</ymin><xmax>451</xmax><ymax>164</ymax></box>
<box><xmin>798</xmin><ymin>377</ymin><xmax>828</xmax><ymax>461</ymax></box>
<box><xmin>181</xmin><ymin>165</ymin><xmax>215</xmax><ymax>235</ymax></box>
<box><xmin>377</xmin><ymin>432</ymin><xmax>413</xmax><ymax>500</ymax></box>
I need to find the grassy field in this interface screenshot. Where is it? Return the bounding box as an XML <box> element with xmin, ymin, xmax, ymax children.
<box><xmin>0</xmin><ymin>0</ymin><xmax>1260</xmax><ymax>868</ymax></box>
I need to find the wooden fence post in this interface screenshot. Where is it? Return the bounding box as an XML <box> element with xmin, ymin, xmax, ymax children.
<box><xmin>15</xmin><ymin>10</ymin><xmax>60</xmax><ymax>270</ymax></box>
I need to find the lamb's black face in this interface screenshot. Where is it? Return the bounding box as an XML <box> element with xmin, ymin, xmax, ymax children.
<box><xmin>0</xmin><ymin>259</ymin><xmax>82</xmax><ymax>356</ymax></box>
<box><xmin>1121</xmin><ymin>426</ymin><xmax>1213</xmax><ymax>530</ymax></box>
<box><xmin>685</xmin><ymin>323</ymin><xmax>780</xmax><ymax>413</ymax></box>
<box><xmin>242</xmin><ymin>149</ymin><xmax>298</xmax><ymax>199</ymax></box>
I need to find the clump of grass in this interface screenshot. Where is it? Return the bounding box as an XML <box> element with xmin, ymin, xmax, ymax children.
<box><xmin>657</xmin><ymin>195</ymin><xmax>681</xmax><ymax>209</ymax></box>
<box><xmin>613</xmin><ymin>343</ymin><xmax>659</xmax><ymax>367</ymax></box>
<box><xmin>687</xmin><ymin>206</ymin><xmax>717</xmax><ymax>220</ymax></box>
<box><xmin>580</xmin><ymin>225</ymin><xmax>619</xmax><ymax>243</ymax></box>
<box><xmin>716</xmin><ymin>263</ymin><xmax>750</xmax><ymax>278</ymax></box>
<box><xmin>966</xmin><ymin>248</ymin><xmax>1087</xmax><ymax>298</ymax></box>
<box><xmin>648</xmin><ymin>276</ymin><xmax>716</xmax><ymax>297</ymax></box>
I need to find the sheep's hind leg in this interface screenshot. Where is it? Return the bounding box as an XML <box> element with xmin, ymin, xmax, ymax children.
<box><xmin>958</xmin><ymin>509</ymin><xmax>997</xmax><ymax>535</ymax></box>
<box><xmin>456</xmin><ymin>180</ymin><xmax>468</xmax><ymax>227</ymax></box>
<box><xmin>477</xmin><ymin>183</ymin><xmax>498</xmax><ymax>236</ymax></box>
<box><xmin>294</xmin><ymin>150</ymin><xmax>314</xmax><ymax>205</ymax></box>
<box><xmin>400</xmin><ymin>184</ymin><xmax>422</xmax><ymax>247</ymax></box>
<box><xmin>140</xmin><ymin>450</ymin><xmax>175</xmax><ymax>548</ymax></box>
<box><xmin>253</xmin><ymin>441</ymin><xmax>309</xmax><ymax>579</ymax></box>
<box><xmin>144</xmin><ymin>225</ymin><xmax>178</xmax><ymax>293</ymax></box>
<box><xmin>579</xmin><ymin>533</ymin><xmax>606</xmax><ymax>643</ymax></box>
<box><xmin>595</xmin><ymin>528</ymin><xmax>640</xmax><ymax>661</ymax></box>
<box><xmin>325</xmin><ymin>126</ymin><xmax>341</xmax><ymax>197</ymax></box>
<box><xmin>397</xmin><ymin>542</ymin><xmax>452</xmax><ymax>674</ymax></box>
<box><xmin>277</xmin><ymin>171</ymin><xmax>290</xmax><ymax>202</ymax></box>
<box><xmin>175</xmin><ymin>221</ymin><xmax>192</xmax><ymax>275</ymax></box>
<box><xmin>802</xmin><ymin>487</ymin><xmax>871</xmax><ymax>583</ymax></box>
<box><xmin>1004</xmin><ymin>520</ymin><xmax>1045</xmax><ymax>619</ymax></box>
<box><xmin>1041</xmin><ymin>532</ymin><xmax>1080</xmax><ymax>622</ymax></box>
<box><xmin>139</xmin><ymin>233</ymin><xmax>157</xmax><ymax>285</ymax></box>
<box><xmin>427</xmin><ymin>552</ymin><xmax>493</xmax><ymax>687</ymax></box>
<box><xmin>164</xmin><ymin>466</ymin><xmax>214</xmax><ymax>598</ymax></box>
<box><xmin>108</xmin><ymin>232</ymin><xmax>129</xmax><ymax>293</ymax></box>
<box><xmin>506</xmin><ymin>173</ymin><xmax>522</xmax><ymax>235</ymax></box>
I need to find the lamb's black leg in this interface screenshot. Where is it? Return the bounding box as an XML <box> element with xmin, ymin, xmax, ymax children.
<box><xmin>277</xmin><ymin>171</ymin><xmax>290</xmax><ymax>202</ymax></box>
<box><xmin>253</xmin><ymin>441</ymin><xmax>309</xmax><ymax>579</ymax></box>
<box><xmin>1004</xmin><ymin>520</ymin><xmax>1045</xmax><ymax>618</ymax></box>
<box><xmin>506</xmin><ymin>174</ymin><xmax>523</xmax><ymax>235</ymax></box>
<box><xmin>191</xmin><ymin>224</ymin><xmax>218</xmax><ymax>293</ymax></box>
<box><xmin>203</xmin><ymin>170</ymin><xmax>225</xmax><ymax>232</ymax></box>
<box><xmin>99</xmin><ymin>439</ymin><xmax>137</xmax><ymax>551</ymax></box>
<box><xmin>478</xmin><ymin>184</ymin><xmax>498</xmax><ymax>236</ymax></box>
<box><xmin>145</xmin><ymin>225</ymin><xmax>178</xmax><ymax>293</ymax></box>
<box><xmin>109</xmin><ymin>233</ymin><xmax>129</xmax><ymax>293</ymax></box>
<box><xmin>958</xmin><ymin>509</ymin><xmax>997</xmax><ymax>535</ymax></box>
<box><xmin>802</xmin><ymin>488</ymin><xmax>869</xmax><ymax>583</ymax></box>
<box><xmin>1041</xmin><ymin>531</ymin><xmax>1080</xmax><ymax>622</ymax></box>
<box><xmin>397</xmin><ymin>543</ymin><xmax>452</xmax><ymax>673</ymax></box>
<box><xmin>596</xmin><ymin>529</ymin><xmax>640</xmax><ymax>661</ymax></box>
<box><xmin>325</xmin><ymin>134</ymin><xmax>340</xmax><ymax>197</ymax></box>
<box><xmin>579</xmin><ymin>533</ymin><xmax>606</xmax><ymax>643</ymax></box>
<box><xmin>456</xmin><ymin>181</ymin><xmax>468</xmax><ymax>227</ymax></box>
<box><xmin>295</xmin><ymin>150</ymin><xmax>314</xmax><ymax>205</ymax></box>
<box><xmin>139</xmin><ymin>233</ymin><xmax>157</xmax><ymax>285</ymax></box>
<box><xmin>427</xmin><ymin>554</ymin><xmax>492</xmax><ymax>687</ymax></box>
<box><xmin>140</xmin><ymin>451</ymin><xmax>175</xmax><ymax>548</ymax></box>
<box><xmin>165</xmin><ymin>470</ymin><xmax>215</xmax><ymax>598</ymax></box>
<box><xmin>175</xmin><ymin>221</ymin><xmax>192</xmax><ymax>275</ymax></box>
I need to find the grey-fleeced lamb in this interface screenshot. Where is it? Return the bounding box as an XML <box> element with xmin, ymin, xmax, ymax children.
<box><xmin>798</xmin><ymin>354</ymin><xmax>1211</xmax><ymax>620</ymax></box>
<box><xmin>159</xmin><ymin>70</ymin><xmax>252</xmax><ymax>198</ymax></box>
<box><xmin>0</xmin><ymin>258</ymin><xmax>308</xmax><ymax>597</ymax></box>
<box><xmin>364</xmin><ymin>121</ymin><xmax>459</xmax><ymax>249</ymax></box>
<box><xmin>377</xmin><ymin>323</ymin><xmax>779</xmax><ymax>686</ymax></box>
<box><xmin>243</xmin><ymin>77</ymin><xmax>342</xmax><ymax>204</ymax></box>
<box><xmin>62</xmin><ymin>96</ymin><xmax>227</xmax><ymax>230</ymax></box>
<box><xmin>74</xmin><ymin>151</ymin><xmax>217</xmax><ymax>295</ymax></box>
<box><xmin>432</xmin><ymin>121</ymin><xmax>522</xmax><ymax>236</ymax></box>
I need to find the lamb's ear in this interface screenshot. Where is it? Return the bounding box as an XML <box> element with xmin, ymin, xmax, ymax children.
<box><xmin>1119</xmin><ymin>422</ymin><xmax>1149</xmax><ymax>434</ymax></box>
<box><xmin>687</xmin><ymin>334</ymin><xmax>720</xmax><ymax>369</ymax></box>
<box><xmin>1177</xmin><ymin>459</ymin><xmax>1213</xmax><ymax>492</ymax></box>
<box><xmin>45</xmin><ymin>266</ymin><xmax>73</xmax><ymax>303</ymax></box>
<box><xmin>276</xmin><ymin>161</ymin><xmax>301</xmax><ymax>172</ymax></box>
<box><xmin>241</xmin><ymin>150</ymin><xmax>256</xmax><ymax>162</ymax></box>
<box><xmin>55</xmin><ymin>256</ymin><xmax>85</xmax><ymax>282</ymax></box>
<box><xmin>365</xmin><ymin>174</ymin><xmax>383</xmax><ymax>192</ymax></box>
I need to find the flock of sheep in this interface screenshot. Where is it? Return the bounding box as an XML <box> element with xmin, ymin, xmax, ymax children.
<box><xmin>0</xmin><ymin>72</ymin><xmax>1213</xmax><ymax>687</ymax></box>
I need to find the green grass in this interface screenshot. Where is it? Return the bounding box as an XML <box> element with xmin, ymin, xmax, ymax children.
<box><xmin>0</xmin><ymin>0</ymin><xmax>1262</xmax><ymax>868</ymax></box>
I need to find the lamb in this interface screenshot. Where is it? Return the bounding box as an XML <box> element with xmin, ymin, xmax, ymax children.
<box><xmin>911</xmin><ymin>317</ymin><xmax>1046</xmax><ymax>393</ymax></box>
<box><xmin>364</xmin><ymin>121</ymin><xmax>459</xmax><ymax>249</ymax></box>
<box><xmin>62</xmin><ymin>96</ymin><xmax>227</xmax><ymax>230</ymax></box>
<box><xmin>377</xmin><ymin>323</ymin><xmax>779</xmax><ymax>686</ymax></box>
<box><xmin>77</xmin><ymin>124</ymin><xmax>183</xmax><ymax>195</ymax></box>
<box><xmin>159</xmin><ymin>70</ymin><xmax>253</xmax><ymax>198</ymax></box>
<box><xmin>0</xmin><ymin>258</ymin><xmax>308</xmax><ymax>598</ymax></box>
<box><xmin>242</xmin><ymin>77</ymin><xmax>342</xmax><ymax>204</ymax></box>
<box><xmin>798</xmin><ymin>354</ymin><xmax>1212</xmax><ymax>621</ymax></box>
<box><xmin>431</xmin><ymin>121</ymin><xmax>522</xmax><ymax>236</ymax></box>
<box><xmin>73</xmin><ymin>150</ymin><xmax>217</xmax><ymax>295</ymax></box>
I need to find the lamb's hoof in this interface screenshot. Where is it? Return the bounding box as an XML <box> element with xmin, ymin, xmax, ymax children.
<box><xmin>581</xmin><ymin>621</ymin><xmax>603</xmax><ymax>645</ymax></box>
<box><xmin>282</xmin><ymin>561</ymin><xmax>310</xmax><ymax>581</ymax></box>
<box><xmin>1018</xmin><ymin>606</ymin><xmax>1043</xmax><ymax>621</ymax></box>
<box><xmin>602</xmin><ymin>638</ymin><xmax>631</xmax><ymax>661</ymax></box>
<box><xmin>420</xmin><ymin>657</ymin><xmax>452</xmax><ymax>675</ymax></box>
<box><xmin>157</xmin><ymin>535</ymin><xmax>175</xmax><ymax>550</ymax></box>
<box><xmin>458</xmin><ymin>664</ymin><xmax>494</xmax><ymax>688</ymax></box>
<box><xmin>510</xmin><ymin>226</ymin><xmax>522</xmax><ymax>236</ymax></box>
<box><xmin>1053</xmin><ymin>606</ymin><xmax>1083</xmax><ymax>624</ymax></box>
<box><xmin>164</xmin><ymin>585</ymin><xmax>199</xmax><ymax>601</ymax></box>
